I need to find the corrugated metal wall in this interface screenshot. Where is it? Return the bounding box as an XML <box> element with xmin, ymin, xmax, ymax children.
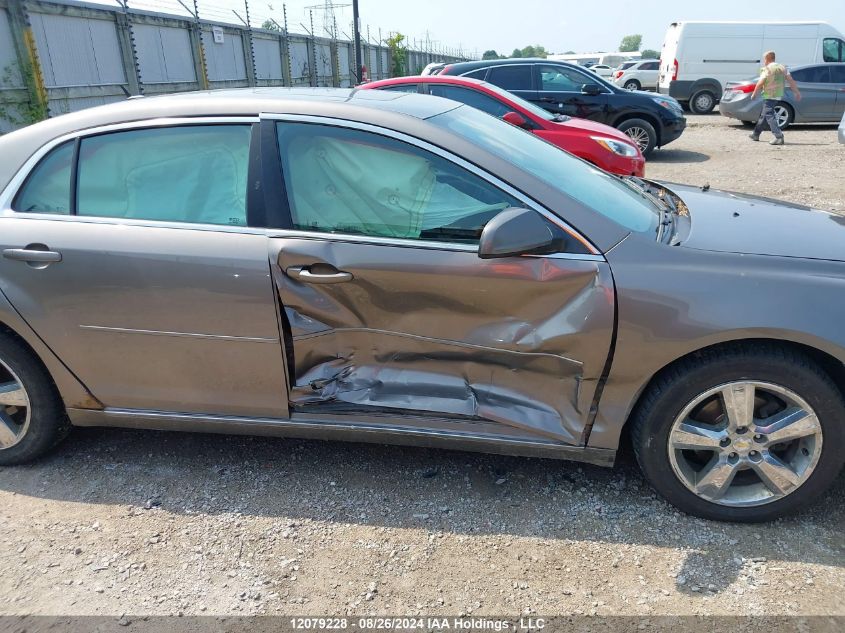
<box><xmin>134</xmin><ymin>23</ymin><xmax>196</xmax><ymax>84</ymax></box>
<box><xmin>0</xmin><ymin>0</ymin><xmax>470</xmax><ymax>132</ymax></box>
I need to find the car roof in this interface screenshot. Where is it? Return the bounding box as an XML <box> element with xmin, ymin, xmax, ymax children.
<box><xmin>367</xmin><ymin>76</ymin><xmax>488</xmax><ymax>87</ymax></box>
<box><xmin>0</xmin><ymin>87</ymin><xmax>462</xmax><ymax>192</ymax></box>
<box><xmin>442</xmin><ymin>57</ymin><xmax>564</xmax><ymax>73</ymax></box>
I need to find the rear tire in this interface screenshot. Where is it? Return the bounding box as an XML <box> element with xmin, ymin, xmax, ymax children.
<box><xmin>690</xmin><ymin>90</ymin><xmax>717</xmax><ymax>114</ymax></box>
<box><xmin>774</xmin><ymin>102</ymin><xmax>794</xmax><ymax>130</ymax></box>
<box><xmin>623</xmin><ymin>79</ymin><xmax>641</xmax><ymax>91</ymax></box>
<box><xmin>617</xmin><ymin>118</ymin><xmax>657</xmax><ymax>157</ymax></box>
<box><xmin>0</xmin><ymin>333</ymin><xmax>69</xmax><ymax>465</ymax></box>
<box><xmin>630</xmin><ymin>344</ymin><xmax>845</xmax><ymax>522</ymax></box>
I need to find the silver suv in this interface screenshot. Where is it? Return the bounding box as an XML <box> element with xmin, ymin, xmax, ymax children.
<box><xmin>613</xmin><ymin>59</ymin><xmax>660</xmax><ymax>91</ymax></box>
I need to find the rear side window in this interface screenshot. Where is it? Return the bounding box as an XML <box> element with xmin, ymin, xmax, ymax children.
<box><xmin>428</xmin><ymin>85</ymin><xmax>512</xmax><ymax>118</ymax></box>
<box><xmin>462</xmin><ymin>69</ymin><xmax>488</xmax><ymax>80</ymax></box>
<box><xmin>275</xmin><ymin>122</ymin><xmax>522</xmax><ymax>243</ymax></box>
<box><xmin>76</xmin><ymin>125</ymin><xmax>250</xmax><ymax>226</ymax></box>
<box><xmin>823</xmin><ymin>38</ymin><xmax>844</xmax><ymax>62</ymax></box>
<box><xmin>641</xmin><ymin>61</ymin><xmax>660</xmax><ymax>71</ymax></box>
<box><xmin>791</xmin><ymin>66</ymin><xmax>831</xmax><ymax>83</ymax></box>
<box><xmin>13</xmin><ymin>141</ymin><xmax>73</xmax><ymax>214</ymax></box>
<box><xmin>486</xmin><ymin>66</ymin><xmax>532</xmax><ymax>91</ymax></box>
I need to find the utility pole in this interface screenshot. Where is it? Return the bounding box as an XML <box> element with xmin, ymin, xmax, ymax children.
<box><xmin>352</xmin><ymin>0</ymin><xmax>362</xmax><ymax>84</ymax></box>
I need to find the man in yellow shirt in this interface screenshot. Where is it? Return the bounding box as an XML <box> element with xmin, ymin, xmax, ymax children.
<box><xmin>750</xmin><ymin>50</ymin><xmax>801</xmax><ymax>145</ymax></box>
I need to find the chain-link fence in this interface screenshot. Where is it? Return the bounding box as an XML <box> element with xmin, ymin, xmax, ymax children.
<box><xmin>0</xmin><ymin>0</ymin><xmax>472</xmax><ymax>132</ymax></box>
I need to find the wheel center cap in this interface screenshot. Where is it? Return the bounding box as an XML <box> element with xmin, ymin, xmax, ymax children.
<box><xmin>733</xmin><ymin>438</ymin><xmax>752</xmax><ymax>452</ymax></box>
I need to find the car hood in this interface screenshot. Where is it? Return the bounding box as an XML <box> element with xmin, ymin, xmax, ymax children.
<box><xmin>665</xmin><ymin>182</ymin><xmax>845</xmax><ymax>263</ymax></box>
<box><xmin>555</xmin><ymin>116</ymin><xmax>634</xmax><ymax>144</ymax></box>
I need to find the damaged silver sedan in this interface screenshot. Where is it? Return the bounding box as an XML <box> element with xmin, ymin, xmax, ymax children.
<box><xmin>0</xmin><ymin>88</ymin><xmax>843</xmax><ymax>522</ymax></box>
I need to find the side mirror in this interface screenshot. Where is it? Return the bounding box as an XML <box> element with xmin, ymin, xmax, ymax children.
<box><xmin>478</xmin><ymin>208</ymin><xmax>558</xmax><ymax>259</ymax></box>
<box><xmin>502</xmin><ymin>111</ymin><xmax>532</xmax><ymax>129</ymax></box>
<box><xmin>581</xmin><ymin>83</ymin><xmax>602</xmax><ymax>96</ymax></box>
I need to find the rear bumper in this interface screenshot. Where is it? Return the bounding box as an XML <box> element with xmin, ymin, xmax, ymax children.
<box><xmin>659</xmin><ymin>80</ymin><xmax>695</xmax><ymax>102</ymax></box>
<box><xmin>719</xmin><ymin>97</ymin><xmax>762</xmax><ymax>122</ymax></box>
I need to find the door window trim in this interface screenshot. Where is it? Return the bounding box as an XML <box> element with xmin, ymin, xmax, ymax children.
<box><xmin>0</xmin><ymin>117</ymin><xmax>262</xmax><ymax>233</ymax></box>
<box><xmin>260</xmin><ymin>112</ymin><xmax>601</xmax><ymax>257</ymax></box>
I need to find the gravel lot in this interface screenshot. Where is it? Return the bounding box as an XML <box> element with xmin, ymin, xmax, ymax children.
<box><xmin>1</xmin><ymin>112</ymin><xmax>844</xmax><ymax>620</ymax></box>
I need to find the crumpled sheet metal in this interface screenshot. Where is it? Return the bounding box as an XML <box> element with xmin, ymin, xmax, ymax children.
<box><xmin>275</xmin><ymin>239</ymin><xmax>615</xmax><ymax>444</ymax></box>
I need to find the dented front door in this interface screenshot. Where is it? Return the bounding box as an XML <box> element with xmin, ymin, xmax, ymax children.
<box><xmin>271</xmin><ymin>238</ymin><xmax>614</xmax><ymax>445</ymax></box>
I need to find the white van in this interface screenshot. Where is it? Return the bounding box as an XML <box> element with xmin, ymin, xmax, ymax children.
<box><xmin>658</xmin><ymin>21</ymin><xmax>845</xmax><ymax>113</ymax></box>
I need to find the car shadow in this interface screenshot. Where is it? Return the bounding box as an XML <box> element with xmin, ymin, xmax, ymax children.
<box><xmin>648</xmin><ymin>149</ymin><xmax>710</xmax><ymax>164</ymax></box>
<box><xmin>0</xmin><ymin>426</ymin><xmax>842</xmax><ymax>597</ymax></box>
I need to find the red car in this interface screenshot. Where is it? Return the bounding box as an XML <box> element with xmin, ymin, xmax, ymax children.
<box><xmin>362</xmin><ymin>76</ymin><xmax>645</xmax><ymax>177</ymax></box>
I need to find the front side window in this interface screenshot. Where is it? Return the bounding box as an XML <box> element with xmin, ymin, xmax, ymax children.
<box><xmin>13</xmin><ymin>141</ymin><xmax>74</xmax><ymax>214</ymax></box>
<box><xmin>276</xmin><ymin>122</ymin><xmax>522</xmax><ymax>243</ymax></box>
<box><xmin>77</xmin><ymin>125</ymin><xmax>250</xmax><ymax>226</ymax></box>
<box><xmin>832</xmin><ymin>65</ymin><xmax>845</xmax><ymax>83</ymax></box>
<box><xmin>380</xmin><ymin>84</ymin><xmax>420</xmax><ymax>93</ymax></box>
<box><xmin>486</xmin><ymin>65</ymin><xmax>532</xmax><ymax>91</ymax></box>
<box><xmin>430</xmin><ymin>105</ymin><xmax>658</xmax><ymax>233</ymax></box>
<box><xmin>538</xmin><ymin>65</ymin><xmax>599</xmax><ymax>91</ymax></box>
<box><xmin>428</xmin><ymin>85</ymin><xmax>512</xmax><ymax>118</ymax></box>
<box><xmin>823</xmin><ymin>38</ymin><xmax>844</xmax><ymax>62</ymax></box>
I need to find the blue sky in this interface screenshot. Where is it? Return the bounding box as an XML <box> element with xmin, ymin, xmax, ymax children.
<box><xmin>96</xmin><ymin>0</ymin><xmax>845</xmax><ymax>57</ymax></box>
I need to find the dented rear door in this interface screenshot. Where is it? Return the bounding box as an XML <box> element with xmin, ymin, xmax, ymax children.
<box><xmin>267</xmin><ymin>119</ymin><xmax>615</xmax><ymax>445</ymax></box>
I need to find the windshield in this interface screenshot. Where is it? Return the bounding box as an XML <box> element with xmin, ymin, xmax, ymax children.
<box><xmin>478</xmin><ymin>81</ymin><xmax>556</xmax><ymax>121</ymax></box>
<box><xmin>429</xmin><ymin>106</ymin><xmax>659</xmax><ymax>233</ymax></box>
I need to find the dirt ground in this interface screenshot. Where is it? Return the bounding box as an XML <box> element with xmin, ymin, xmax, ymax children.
<box><xmin>1</xmin><ymin>112</ymin><xmax>844</xmax><ymax>620</ymax></box>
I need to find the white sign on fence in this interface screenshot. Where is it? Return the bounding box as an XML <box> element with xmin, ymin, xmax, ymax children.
<box><xmin>212</xmin><ymin>26</ymin><xmax>224</xmax><ymax>44</ymax></box>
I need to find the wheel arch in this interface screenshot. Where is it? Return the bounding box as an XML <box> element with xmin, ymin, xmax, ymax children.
<box><xmin>615</xmin><ymin>337</ymin><xmax>845</xmax><ymax>446</ymax></box>
<box><xmin>0</xmin><ymin>292</ymin><xmax>103</xmax><ymax>411</ymax></box>
<box><xmin>611</xmin><ymin>112</ymin><xmax>662</xmax><ymax>146</ymax></box>
<box><xmin>689</xmin><ymin>78</ymin><xmax>723</xmax><ymax>101</ymax></box>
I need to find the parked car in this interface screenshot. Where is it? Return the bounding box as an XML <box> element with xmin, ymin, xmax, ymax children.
<box><xmin>840</xmin><ymin>111</ymin><xmax>845</xmax><ymax>143</ymax></box>
<box><xmin>589</xmin><ymin>64</ymin><xmax>615</xmax><ymax>78</ymax></box>
<box><xmin>720</xmin><ymin>63</ymin><xmax>845</xmax><ymax>129</ymax></box>
<box><xmin>613</xmin><ymin>59</ymin><xmax>660</xmax><ymax>91</ymax></box>
<box><xmin>436</xmin><ymin>58</ymin><xmax>687</xmax><ymax>156</ymax></box>
<box><xmin>362</xmin><ymin>76</ymin><xmax>645</xmax><ymax>176</ymax></box>
<box><xmin>659</xmin><ymin>21</ymin><xmax>845</xmax><ymax>114</ymax></box>
<box><xmin>1</xmin><ymin>88</ymin><xmax>844</xmax><ymax>523</ymax></box>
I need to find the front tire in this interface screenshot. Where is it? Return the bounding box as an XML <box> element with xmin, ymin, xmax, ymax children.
<box><xmin>690</xmin><ymin>90</ymin><xmax>717</xmax><ymax>114</ymax></box>
<box><xmin>631</xmin><ymin>344</ymin><xmax>845</xmax><ymax>522</ymax></box>
<box><xmin>0</xmin><ymin>334</ymin><xmax>69</xmax><ymax>465</ymax></box>
<box><xmin>617</xmin><ymin>118</ymin><xmax>657</xmax><ymax>156</ymax></box>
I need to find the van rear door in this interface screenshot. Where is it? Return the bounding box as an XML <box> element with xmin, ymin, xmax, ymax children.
<box><xmin>658</xmin><ymin>23</ymin><xmax>682</xmax><ymax>93</ymax></box>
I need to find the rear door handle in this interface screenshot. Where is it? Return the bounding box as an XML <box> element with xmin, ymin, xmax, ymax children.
<box><xmin>285</xmin><ymin>265</ymin><xmax>353</xmax><ymax>284</ymax></box>
<box><xmin>3</xmin><ymin>248</ymin><xmax>62</xmax><ymax>263</ymax></box>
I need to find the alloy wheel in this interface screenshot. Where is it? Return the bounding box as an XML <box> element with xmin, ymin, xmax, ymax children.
<box><xmin>774</xmin><ymin>105</ymin><xmax>790</xmax><ymax>129</ymax></box>
<box><xmin>624</xmin><ymin>127</ymin><xmax>650</xmax><ymax>152</ymax></box>
<box><xmin>0</xmin><ymin>358</ymin><xmax>30</xmax><ymax>450</ymax></box>
<box><xmin>667</xmin><ymin>381</ymin><xmax>823</xmax><ymax>507</ymax></box>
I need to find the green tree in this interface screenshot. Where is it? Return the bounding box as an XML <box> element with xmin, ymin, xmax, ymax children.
<box><xmin>564</xmin><ymin>50</ymin><xmax>576</xmax><ymax>54</ymax></box>
<box><xmin>511</xmin><ymin>48</ymin><xmax>523</xmax><ymax>58</ymax></box>
<box><xmin>482</xmin><ymin>50</ymin><xmax>500</xmax><ymax>60</ymax></box>
<box><xmin>641</xmin><ymin>48</ymin><xmax>660</xmax><ymax>60</ymax></box>
<box><xmin>385</xmin><ymin>32</ymin><xmax>407</xmax><ymax>77</ymax></box>
<box><xmin>521</xmin><ymin>45</ymin><xmax>536</xmax><ymax>58</ymax></box>
<box><xmin>619</xmin><ymin>34</ymin><xmax>642</xmax><ymax>52</ymax></box>
<box><xmin>261</xmin><ymin>19</ymin><xmax>281</xmax><ymax>32</ymax></box>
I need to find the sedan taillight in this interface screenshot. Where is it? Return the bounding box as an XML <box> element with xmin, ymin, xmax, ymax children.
<box><xmin>731</xmin><ymin>83</ymin><xmax>756</xmax><ymax>94</ymax></box>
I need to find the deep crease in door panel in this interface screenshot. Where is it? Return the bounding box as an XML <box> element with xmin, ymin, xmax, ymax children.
<box><xmin>272</xmin><ymin>238</ymin><xmax>615</xmax><ymax>444</ymax></box>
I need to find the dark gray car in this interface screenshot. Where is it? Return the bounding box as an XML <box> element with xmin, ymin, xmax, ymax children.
<box><xmin>720</xmin><ymin>63</ymin><xmax>845</xmax><ymax>129</ymax></box>
<box><xmin>0</xmin><ymin>88</ymin><xmax>843</xmax><ymax>522</ymax></box>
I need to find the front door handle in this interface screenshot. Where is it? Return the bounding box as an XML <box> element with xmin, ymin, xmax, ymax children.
<box><xmin>285</xmin><ymin>265</ymin><xmax>353</xmax><ymax>284</ymax></box>
<box><xmin>3</xmin><ymin>248</ymin><xmax>62</xmax><ymax>263</ymax></box>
